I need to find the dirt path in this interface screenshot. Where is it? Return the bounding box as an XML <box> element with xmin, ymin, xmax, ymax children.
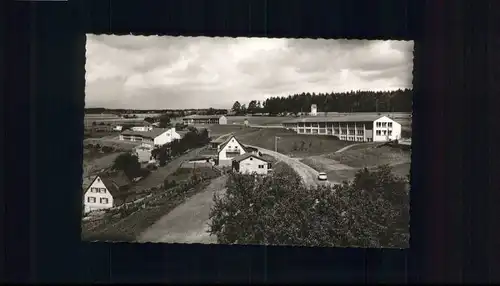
<box><xmin>137</xmin><ymin>175</ymin><xmax>228</xmax><ymax>244</ymax></box>
<box><xmin>335</xmin><ymin>143</ymin><xmax>366</xmax><ymax>153</ymax></box>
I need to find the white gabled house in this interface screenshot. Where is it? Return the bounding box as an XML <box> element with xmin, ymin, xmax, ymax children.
<box><xmin>83</xmin><ymin>175</ymin><xmax>114</xmax><ymax>213</ymax></box>
<box><xmin>232</xmin><ymin>153</ymin><xmax>272</xmax><ymax>175</ymax></box>
<box><xmin>119</xmin><ymin>127</ymin><xmax>182</xmax><ymax>148</ymax></box>
<box><xmin>216</xmin><ymin>135</ymin><xmax>246</xmax><ymax>166</ymax></box>
<box><xmin>82</xmin><ymin>173</ymin><xmax>129</xmax><ymax>214</ymax></box>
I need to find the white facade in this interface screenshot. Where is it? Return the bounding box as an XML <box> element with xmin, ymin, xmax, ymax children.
<box><xmin>218</xmin><ymin>136</ymin><xmax>246</xmax><ymax>166</ymax></box>
<box><xmin>131</xmin><ymin>126</ymin><xmax>153</xmax><ymax>132</ymax></box>
<box><xmin>282</xmin><ymin>115</ymin><xmax>402</xmax><ymax>142</ymax></box>
<box><xmin>372</xmin><ymin>116</ymin><xmax>402</xmax><ymax>142</ymax></box>
<box><xmin>310</xmin><ymin>104</ymin><xmax>318</xmax><ymax>116</ymax></box>
<box><xmin>218</xmin><ymin>116</ymin><xmax>228</xmax><ymax>125</ymax></box>
<box><xmin>183</xmin><ymin>115</ymin><xmax>227</xmax><ymax>125</ymax></box>
<box><xmin>153</xmin><ymin>128</ymin><xmax>181</xmax><ymax>146</ymax></box>
<box><xmin>119</xmin><ymin>127</ymin><xmax>181</xmax><ymax>147</ymax></box>
<box><xmin>133</xmin><ymin>145</ymin><xmax>155</xmax><ymax>163</ymax></box>
<box><xmin>83</xmin><ymin>176</ymin><xmax>114</xmax><ymax>213</ymax></box>
<box><xmin>237</xmin><ymin>156</ymin><xmax>270</xmax><ymax>175</ymax></box>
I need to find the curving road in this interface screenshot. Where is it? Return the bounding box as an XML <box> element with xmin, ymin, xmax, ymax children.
<box><xmin>137</xmin><ymin>175</ymin><xmax>228</xmax><ymax>244</ymax></box>
<box><xmin>245</xmin><ymin>145</ymin><xmax>335</xmax><ymax>187</ymax></box>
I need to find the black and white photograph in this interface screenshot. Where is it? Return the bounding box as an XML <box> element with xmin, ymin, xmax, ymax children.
<box><xmin>82</xmin><ymin>35</ymin><xmax>413</xmax><ymax>248</ymax></box>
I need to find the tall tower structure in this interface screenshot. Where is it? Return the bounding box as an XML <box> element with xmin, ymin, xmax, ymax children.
<box><xmin>310</xmin><ymin>104</ymin><xmax>318</xmax><ymax>116</ymax></box>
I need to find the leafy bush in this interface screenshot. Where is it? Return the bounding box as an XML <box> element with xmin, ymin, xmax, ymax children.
<box><xmin>163</xmin><ymin>179</ymin><xmax>177</xmax><ymax>189</ymax></box>
<box><xmin>101</xmin><ymin>146</ymin><xmax>114</xmax><ymax>153</ymax></box>
<box><xmin>146</xmin><ymin>163</ymin><xmax>158</xmax><ymax>171</ymax></box>
<box><xmin>113</xmin><ymin>153</ymin><xmax>141</xmax><ymax>180</ymax></box>
<box><xmin>208</xmin><ymin>164</ymin><xmax>409</xmax><ymax>248</ymax></box>
<box><xmin>138</xmin><ymin>168</ymin><xmax>151</xmax><ymax>178</ymax></box>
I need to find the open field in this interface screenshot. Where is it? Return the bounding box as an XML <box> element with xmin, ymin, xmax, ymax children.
<box><xmin>205</xmin><ymin>125</ymin><xmax>352</xmax><ymax>156</ymax></box>
<box><xmin>327</xmin><ymin>146</ymin><xmax>411</xmax><ymax>168</ymax></box>
<box><xmin>164</xmin><ymin>166</ymin><xmax>220</xmax><ymax>184</ymax></box>
<box><xmin>300</xmin><ymin>145</ymin><xmax>411</xmax><ymax>183</ymax></box>
<box><xmin>84</xmin><ymin>130</ymin><xmax>120</xmax><ymax>139</ymax></box>
<box><xmin>84</xmin><ymin>136</ymin><xmax>139</xmax><ymax>151</ymax></box>
<box><xmin>82</xmin><ymin>151</ymin><xmax>124</xmax><ymax>178</ymax></box>
<box><xmin>236</xmin><ymin>128</ymin><xmax>352</xmax><ymax>157</ymax></box>
<box><xmin>225</xmin><ymin>116</ymin><xmax>294</xmax><ymax>126</ymax></box>
<box><xmin>204</xmin><ymin>125</ymin><xmax>260</xmax><ymax>138</ymax></box>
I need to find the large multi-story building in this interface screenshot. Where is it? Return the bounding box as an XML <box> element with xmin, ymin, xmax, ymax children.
<box><xmin>182</xmin><ymin>115</ymin><xmax>227</xmax><ymax>125</ymax></box>
<box><xmin>282</xmin><ymin>114</ymin><xmax>402</xmax><ymax>142</ymax></box>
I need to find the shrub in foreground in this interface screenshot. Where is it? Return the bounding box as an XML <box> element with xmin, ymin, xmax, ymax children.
<box><xmin>208</xmin><ymin>164</ymin><xmax>409</xmax><ymax>248</ymax></box>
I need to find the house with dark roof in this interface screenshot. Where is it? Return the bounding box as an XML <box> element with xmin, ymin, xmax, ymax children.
<box><xmin>209</xmin><ymin>133</ymin><xmax>233</xmax><ymax>149</ymax></box>
<box><xmin>215</xmin><ymin>135</ymin><xmax>247</xmax><ymax>167</ymax></box>
<box><xmin>231</xmin><ymin>153</ymin><xmax>272</xmax><ymax>175</ymax></box>
<box><xmin>119</xmin><ymin>127</ymin><xmax>182</xmax><ymax>147</ymax></box>
<box><xmin>82</xmin><ymin>172</ymin><xmax>130</xmax><ymax>213</ymax></box>
<box><xmin>182</xmin><ymin>114</ymin><xmax>227</xmax><ymax>125</ymax></box>
<box><xmin>243</xmin><ymin>146</ymin><xmax>259</xmax><ymax>154</ymax></box>
<box><xmin>281</xmin><ymin>109</ymin><xmax>402</xmax><ymax>142</ymax></box>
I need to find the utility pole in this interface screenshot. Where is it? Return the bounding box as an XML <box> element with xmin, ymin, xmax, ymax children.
<box><xmin>275</xmin><ymin>136</ymin><xmax>280</xmax><ymax>152</ymax></box>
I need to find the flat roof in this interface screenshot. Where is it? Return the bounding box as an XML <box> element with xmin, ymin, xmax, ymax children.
<box><xmin>183</xmin><ymin>115</ymin><xmax>225</xmax><ymax>120</ymax></box>
<box><xmin>282</xmin><ymin>114</ymin><xmax>389</xmax><ymax>124</ymax></box>
<box><xmin>232</xmin><ymin>153</ymin><xmax>271</xmax><ymax>163</ymax></box>
<box><xmin>121</xmin><ymin>128</ymin><xmax>170</xmax><ymax>139</ymax></box>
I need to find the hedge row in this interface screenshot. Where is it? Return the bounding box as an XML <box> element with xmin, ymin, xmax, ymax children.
<box><xmin>208</xmin><ymin>164</ymin><xmax>409</xmax><ymax>248</ymax></box>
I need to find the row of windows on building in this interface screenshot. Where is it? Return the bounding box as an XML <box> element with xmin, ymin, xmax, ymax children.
<box><xmin>296</xmin><ymin>128</ymin><xmax>392</xmax><ymax>136</ymax></box>
<box><xmin>339</xmin><ymin>136</ymin><xmax>372</xmax><ymax>142</ymax></box>
<box><xmin>376</xmin><ymin>122</ymin><xmax>393</xmax><ymax>128</ymax></box>
<box><xmin>297</xmin><ymin>129</ymin><xmax>365</xmax><ymax>135</ymax></box>
<box><xmin>185</xmin><ymin>119</ymin><xmax>219</xmax><ymax>123</ymax></box>
<box><xmin>288</xmin><ymin>122</ymin><xmax>369</xmax><ymax>128</ymax></box>
<box><xmin>287</xmin><ymin>121</ymin><xmax>394</xmax><ymax>128</ymax></box>
<box><xmin>87</xmin><ymin>197</ymin><xmax>109</xmax><ymax>204</ymax></box>
<box><xmin>121</xmin><ymin>136</ymin><xmax>153</xmax><ymax>142</ymax></box>
<box><xmin>90</xmin><ymin>187</ymin><xmax>106</xmax><ymax>193</ymax></box>
<box><xmin>375</xmin><ymin>130</ymin><xmax>392</xmax><ymax>136</ymax></box>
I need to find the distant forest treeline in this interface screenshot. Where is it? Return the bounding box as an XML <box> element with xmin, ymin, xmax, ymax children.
<box><xmin>86</xmin><ymin>89</ymin><xmax>412</xmax><ymax>116</ymax></box>
<box><xmin>234</xmin><ymin>89</ymin><xmax>413</xmax><ymax>116</ymax></box>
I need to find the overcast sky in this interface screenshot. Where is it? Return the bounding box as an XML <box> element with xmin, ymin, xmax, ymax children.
<box><xmin>85</xmin><ymin>35</ymin><xmax>413</xmax><ymax>109</ymax></box>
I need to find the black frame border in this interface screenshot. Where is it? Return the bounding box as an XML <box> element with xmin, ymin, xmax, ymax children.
<box><xmin>5</xmin><ymin>0</ymin><xmax>496</xmax><ymax>283</ymax></box>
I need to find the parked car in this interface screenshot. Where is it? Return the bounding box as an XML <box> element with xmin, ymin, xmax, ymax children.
<box><xmin>317</xmin><ymin>172</ymin><xmax>328</xmax><ymax>181</ymax></box>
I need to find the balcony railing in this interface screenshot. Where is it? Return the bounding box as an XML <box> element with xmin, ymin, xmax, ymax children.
<box><xmin>225</xmin><ymin>151</ymin><xmax>240</xmax><ymax>158</ymax></box>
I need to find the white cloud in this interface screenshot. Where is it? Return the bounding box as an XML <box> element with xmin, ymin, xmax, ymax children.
<box><xmin>85</xmin><ymin>35</ymin><xmax>413</xmax><ymax>109</ymax></box>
